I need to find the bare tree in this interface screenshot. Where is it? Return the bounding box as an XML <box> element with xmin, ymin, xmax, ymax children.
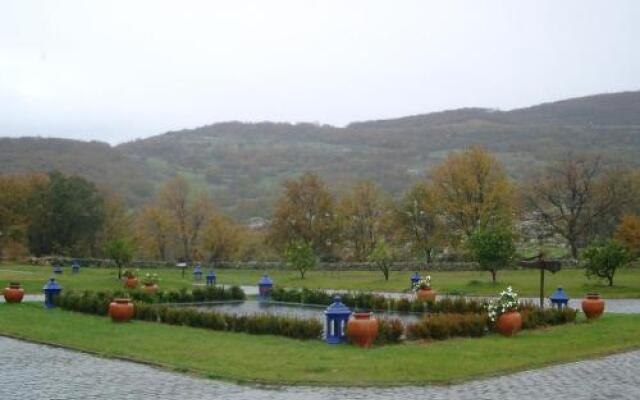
<box><xmin>526</xmin><ymin>154</ymin><xmax>621</xmax><ymax>258</ymax></box>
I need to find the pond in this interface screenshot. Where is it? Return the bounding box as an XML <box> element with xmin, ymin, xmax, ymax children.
<box><xmin>175</xmin><ymin>300</ymin><xmax>423</xmax><ymax>325</ymax></box>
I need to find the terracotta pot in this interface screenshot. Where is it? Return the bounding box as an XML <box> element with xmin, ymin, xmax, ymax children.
<box><xmin>582</xmin><ymin>293</ymin><xmax>605</xmax><ymax>319</ymax></box>
<box><xmin>3</xmin><ymin>283</ymin><xmax>24</xmax><ymax>303</ymax></box>
<box><xmin>109</xmin><ymin>298</ymin><xmax>135</xmax><ymax>322</ymax></box>
<box><xmin>496</xmin><ymin>310</ymin><xmax>522</xmax><ymax>337</ymax></box>
<box><xmin>142</xmin><ymin>283</ymin><xmax>158</xmax><ymax>294</ymax></box>
<box><xmin>347</xmin><ymin>312</ymin><xmax>379</xmax><ymax>348</ymax></box>
<box><xmin>416</xmin><ymin>288</ymin><xmax>436</xmax><ymax>302</ymax></box>
<box><xmin>124</xmin><ymin>277</ymin><xmax>138</xmax><ymax>289</ymax></box>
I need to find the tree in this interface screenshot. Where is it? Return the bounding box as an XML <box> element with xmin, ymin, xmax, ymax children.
<box><xmin>395</xmin><ymin>182</ymin><xmax>440</xmax><ymax>262</ymax></box>
<box><xmin>339</xmin><ymin>181</ymin><xmax>389</xmax><ymax>261</ymax></box>
<box><xmin>159</xmin><ymin>176</ymin><xmax>190</xmax><ymax>261</ymax></box>
<box><xmin>0</xmin><ymin>173</ymin><xmax>47</xmax><ymax>259</ymax></box>
<box><xmin>135</xmin><ymin>204</ymin><xmax>174</xmax><ymax>260</ymax></box>
<box><xmin>268</xmin><ymin>172</ymin><xmax>339</xmax><ymax>259</ymax></box>
<box><xmin>583</xmin><ymin>240</ymin><xmax>629</xmax><ymax>287</ymax></box>
<box><xmin>430</xmin><ymin>147</ymin><xmax>514</xmax><ymax>242</ymax></box>
<box><xmin>369</xmin><ymin>240</ymin><xmax>393</xmax><ymax>281</ymax></box>
<box><xmin>27</xmin><ymin>171</ymin><xmax>104</xmax><ymax>256</ymax></box>
<box><xmin>615</xmin><ymin>215</ymin><xmax>640</xmax><ymax>258</ymax></box>
<box><xmin>158</xmin><ymin>176</ymin><xmax>214</xmax><ymax>262</ymax></box>
<box><xmin>95</xmin><ymin>191</ymin><xmax>132</xmax><ymax>255</ymax></box>
<box><xmin>104</xmin><ymin>238</ymin><xmax>134</xmax><ymax>279</ymax></box>
<box><xmin>201</xmin><ymin>213</ymin><xmax>241</xmax><ymax>263</ymax></box>
<box><xmin>526</xmin><ymin>154</ymin><xmax>625</xmax><ymax>258</ymax></box>
<box><xmin>467</xmin><ymin>227</ymin><xmax>516</xmax><ymax>283</ymax></box>
<box><xmin>283</xmin><ymin>239</ymin><xmax>316</xmax><ymax>279</ymax></box>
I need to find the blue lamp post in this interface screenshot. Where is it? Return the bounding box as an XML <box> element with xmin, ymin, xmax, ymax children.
<box><xmin>71</xmin><ymin>260</ymin><xmax>80</xmax><ymax>274</ymax></box>
<box><xmin>258</xmin><ymin>274</ymin><xmax>273</xmax><ymax>301</ymax></box>
<box><xmin>410</xmin><ymin>272</ymin><xmax>421</xmax><ymax>289</ymax></box>
<box><xmin>324</xmin><ymin>296</ymin><xmax>352</xmax><ymax>344</ymax></box>
<box><xmin>549</xmin><ymin>287</ymin><xmax>569</xmax><ymax>310</ymax></box>
<box><xmin>193</xmin><ymin>264</ymin><xmax>203</xmax><ymax>281</ymax></box>
<box><xmin>43</xmin><ymin>278</ymin><xmax>62</xmax><ymax>308</ymax></box>
<box><xmin>206</xmin><ymin>271</ymin><xmax>217</xmax><ymax>286</ymax></box>
<box><xmin>52</xmin><ymin>263</ymin><xmax>63</xmax><ymax>274</ymax></box>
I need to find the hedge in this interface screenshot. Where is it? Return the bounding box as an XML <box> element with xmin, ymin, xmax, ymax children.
<box><xmin>271</xmin><ymin>287</ymin><xmax>485</xmax><ymax>314</ymax></box>
<box><xmin>54</xmin><ymin>290</ymin><xmax>322</xmax><ymax>340</ymax></box>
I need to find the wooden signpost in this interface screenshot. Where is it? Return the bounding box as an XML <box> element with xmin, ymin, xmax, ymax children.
<box><xmin>518</xmin><ymin>253</ymin><xmax>562</xmax><ymax>307</ymax></box>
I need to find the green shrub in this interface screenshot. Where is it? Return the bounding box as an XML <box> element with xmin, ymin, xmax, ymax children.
<box><xmin>376</xmin><ymin>318</ymin><xmax>404</xmax><ymax>344</ymax></box>
<box><xmin>406</xmin><ymin>314</ymin><xmax>489</xmax><ymax>340</ymax></box>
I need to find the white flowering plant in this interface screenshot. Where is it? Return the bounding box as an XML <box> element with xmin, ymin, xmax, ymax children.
<box><xmin>412</xmin><ymin>276</ymin><xmax>431</xmax><ymax>292</ymax></box>
<box><xmin>486</xmin><ymin>286</ymin><xmax>519</xmax><ymax>323</ymax></box>
<box><xmin>122</xmin><ymin>268</ymin><xmax>138</xmax><ymax>279</ymax></box>
<box><xmin>142</xmin><ymin>272</ymin><xmax>159</xmax><ymax>285</ymax></box>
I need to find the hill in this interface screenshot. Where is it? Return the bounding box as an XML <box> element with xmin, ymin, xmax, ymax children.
<box><xmin>3</xmin><ymin>91</ymin><xmax>640</xmax><ymax>220</ymax></box>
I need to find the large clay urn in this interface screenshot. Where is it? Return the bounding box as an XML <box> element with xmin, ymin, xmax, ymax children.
<box><xmin>416</xmin><ymin>288</ymin><xmax>436</xmax><ymax>302</ymax></box>
<box><xmin>124</xmin><ymin>277</ymin><xmax>138</xmax><ymax>289</ymax></box>
<box><xmin>142</xmin><ymin>283</ymin><xmax>158</xmax><ymax>295</ymax></box>
<box><xmin>582</xmin><ymin>293</ymin><xmax>605</xmax><ymax>319</ymax></box>
<box><xmin>3</xmin><ymin>282</ymin><xmax>24</xmax><ymax>303</ymax></box>
<box><xmin>496</xmin><ymin>310</ymin><xmax>522</xmax><ymax>337</ymax></box>
<box><xmin>347</xmin><ymin>312</ymin><xmax>379</xmax><ymax>348</ymax></box>
<box><xmin>109</xmin><ymin>298</ymin><xmax>135</xmax><ymax>322</ymax></box>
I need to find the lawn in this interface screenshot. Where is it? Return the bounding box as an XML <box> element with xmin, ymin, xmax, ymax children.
<box><xmin>0</xmin><ymin>303</ymin><xmax>638</xmax><ymax>386</ymax></box>
<box><xmin>2</xmin><ymin>263</ymin><xmax>639</xmax><ymax>298</ymax></box>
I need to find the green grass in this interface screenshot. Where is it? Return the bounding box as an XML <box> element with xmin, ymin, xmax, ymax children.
<box><xmin>0</xmin><ymin>303</ymin><xmax>639</xmax><ymax>386</ymax></box>
<box><xmin>2</xmin><ymin>264</ymin><xmax>639</xmax><ymax>298</ymax></box>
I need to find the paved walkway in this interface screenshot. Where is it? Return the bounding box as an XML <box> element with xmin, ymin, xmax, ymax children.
<box><xmin>0</xmin><ymin>336</ymin><xmax>638</xmax><ymax>399</ymax></box>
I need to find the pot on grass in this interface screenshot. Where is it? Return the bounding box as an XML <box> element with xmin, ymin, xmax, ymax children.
<box><xmin>582</xmin><ymin>293</ymin><xmax>605</xmax><ymax>319</ymax></box>
<box><xmin>142</xmin><ymin>283</ymin><xmax>158</xmax><ymax>295</ymax></box>
<box><xmin>347</xmin><ymin>312</ymin><xmax>379</xmax><ymax>348</ymax></box>
<box><xmin>416</xmin><ymin>288</ymin><xmax>436</xmax><ymax>302</ymax></box>
<box><xmin>109</xmin><ymin>298</ymin><xmax>135</xmax><ymax>322</ymax></box>
<box><xmin>496</xmin><ymin>310</ymin><xmax>522</xmax><ymax>336</ymax></box>
<box><xmin>3</xmin><ymin>282</ymin><xmax>24</xmax><ymax>303</ymax></box>
<box><xmin>124</xmin><ymin>277</ymin><xmax>138</xmax><ymax>289</ymax></box>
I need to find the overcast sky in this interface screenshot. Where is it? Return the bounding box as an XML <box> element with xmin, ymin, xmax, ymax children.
<box><xmin>1</xmin><ymin>1</ymin><xmax>639</xmax><ymax>144</ymax></box>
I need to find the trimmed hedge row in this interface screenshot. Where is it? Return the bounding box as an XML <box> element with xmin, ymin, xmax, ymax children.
<box><xmin>405</xmin><ymin>305</ymin><xmax>578</xmax><ymax>341</ymax></box>
<box><xmin>271</xmin><ymin>287</ymin><xmax>485</xmax><ymax>314</ymax></box>
<box><xmin>127</xmin><ymin>286</ymin><xmax>246</xmax><ymax>304</ymax></box>
<box><xmin>54</xmin><ymin>290</ymin><xmax>322</xmax><ymax>340</ymax></box>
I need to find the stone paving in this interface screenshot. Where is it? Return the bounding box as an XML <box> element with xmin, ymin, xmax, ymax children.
<box><xmin>1</xmin><ymin>336</ymin><xmax>639</xmax><ymax>399</ymax></box>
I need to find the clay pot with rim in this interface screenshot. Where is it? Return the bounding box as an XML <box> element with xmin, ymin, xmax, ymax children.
<box><xmin>347</xmin><ymin>312</ymin><xmax>379</xmax><ymax>348</ymax></box>
<box><xmin>3</xmin><ymin>282</ymin><xmax>25</xmax><ymax>303</ymax></box>
<box><xmin>416</xmin><ymin>287</ymin><xmax>436</xmax><ymax>302</ymax></box>
<box><xmin>142</xmin><ymin>283</ymin><xmax>158</xmax><ymax>295</ymax></box>
<box><xmin>109</xmin><ymin>298</ymin><xmax>135</xmax><ymax>322</ymax></box>
<box><xmin>124</xmin><ymin>277</ymin><xmax>138</xmax><ymax>289</ymax></box>
<box><xmin>582</xmin><ymin>293</ymin><xmax>605</xmax><ymax>319</ymax></box>
<box><xmin>496</xmin><ymin>310</ymin><xmax>522</xmax><ymax>337</ymax></box>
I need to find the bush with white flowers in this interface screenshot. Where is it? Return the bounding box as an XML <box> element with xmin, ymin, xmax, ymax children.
<box><xmin>412</xmin><ymin>275</ymin><xmax>431</xmax><ymax>292</ymax></box>
<box><xmin>142</xmin><ymin>272</ymin><xmax>160</xmax><ymax>285</ymax></box>
<box><xmin>486</xmin><ymin>286</ymin><xmax>519</xmax><ymax>323</ymax></box>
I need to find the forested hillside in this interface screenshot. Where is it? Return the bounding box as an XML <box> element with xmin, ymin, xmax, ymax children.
<box><xmin>3</xmin><ymin>91</ymin><xmax>640</xmax><ymax>220</ymax></box>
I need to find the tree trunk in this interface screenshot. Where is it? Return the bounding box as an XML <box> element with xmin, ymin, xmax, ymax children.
<box><xmin>300</xmin><ymin>268</ymin><xmax>305</xmax><ymax>279</ymax></box>
<box><xmin>491</xmin><ymin>269</ymin><xmax>497</xmax><ymax>283</ymax></box>
<box><xmin>384</xmin><ymin>268</ymin><xmax>389</xmax><ymax>281</ymax></box>
<box><xmin>570</xmin><ymin>240</ymin><xmax>579</xmax><ymax>259</ymax></box>
<box><xmin>117</xmin><ymin>264</ymin><xmax>122</xmax><ymax>279</ymax></box>
<box><xmin>608</xmin><ymin>275</ymin><xmax>614</xmax><ymax>287</ymax></box>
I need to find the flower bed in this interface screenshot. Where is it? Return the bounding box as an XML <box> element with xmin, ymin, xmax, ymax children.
<box><xmin>53</xmin><ymin>287</ymin><xmax>578</xmax><ymax>345</ymax></box>
<box><xmin>271</xmin><ymin>287</ymin><xmax>486</xmax><ymax>314</ymax></box>
<box><xmin>54</xmin><ymin>289</ymin><xmax>322</xmax><ymax>340</ymax></box>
